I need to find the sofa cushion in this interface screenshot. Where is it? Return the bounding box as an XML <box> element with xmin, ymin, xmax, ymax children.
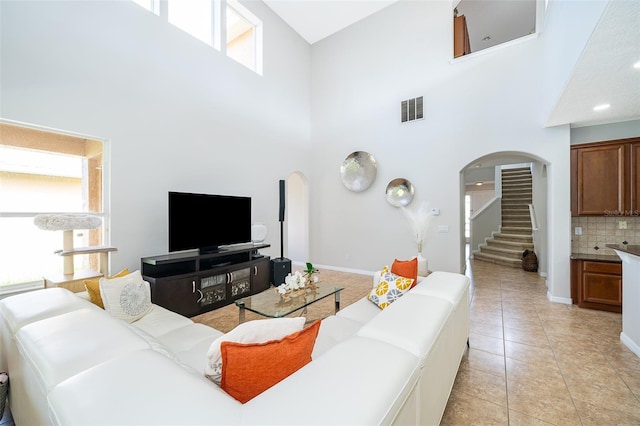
<box><xmin>83</xmin><ymin>268</ymin><xmax>130</xmax><ymax>308</ymax></box>
<box><xmin>368</xmin><ymin>271</ymin><xmax>413</xmax><ymax>309</ymax></box>
<box><xmin>48</xmin><ymin>349</ymin><xmax>243</xmax><ymax>426</ymax></box>
<box><xmin>100</xmin><ymin>270</ymin><xmax>153</xmax><ymax>323</ymax></box>
<box><xmin>411</xmin><ymin>271</ymin><xmax>470</xmax><ymax>305</ymax></box>
<box><xmin>131</xmin><ymin>304</ymin><xmax>195</xmax><ymax>338</ymax></box>
<box><xmin>158</xmin><ymin>322</ymin><xmax>222</xmax><ymax>354</ymax></box>
<box><xmin>205</xmin><ymin>317</ymin><xmax>305</xmax><ymax>385</ymax></box>
<box><xmin>16</xmin><ymin>308</ymin><xmax>149</xmax><ymax>392</ymax></box>
<box><xmin>0</xmin><ymin>287</ymin><xmax>97</xmax><ymax>334</ymax></box>
<box><xmin>242</xmin><ymin>336</ymin><xmax>420</xmax><ymax>425</ymax></box>
<box><xmin>336</xmin><ymin>297</ymin><xmax>380</xmax><ymax>325</ymax></box>
<box><xmin>357</xmin><ymin>293</ymin><xmax>452</xmax><ymax>364</ymax></box>
<box><xmin>221</xmin><ymin>320</ymin><xmax>321</xmax><ymax>403</ymax></box>
<box><xmin>312</xmin><ymin>315</ymin><xmax>362</xmax><ymax>358</ymax></box>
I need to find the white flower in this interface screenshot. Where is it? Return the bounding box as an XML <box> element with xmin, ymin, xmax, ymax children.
<box><xmin>313</xmin><ymin>275</ymin><xmax>319</xmax><ymax>283</ymax></box>
<box><xmin>280</xmin><ymin>271</ymin><xmax>307</xmax><ymax>293</ymax></box>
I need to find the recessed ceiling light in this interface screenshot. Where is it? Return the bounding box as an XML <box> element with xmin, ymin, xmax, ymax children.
<box><xmin>475</xmin><ymin>181</ymin><xmax>483</xmax><ymax>186</ymax></box>
<box><xmin>593</xmin><ymin>104</ymin><xmax>610</xmax><ymax>111</ymax></box>
<box><xmin>482</xmin><ymin>36</ymin><xmax>491</xmax><ymax>42</ymax></box>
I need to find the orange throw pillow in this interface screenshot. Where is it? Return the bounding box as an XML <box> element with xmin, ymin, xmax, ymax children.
<box><xmin>220</xmin><ymin>320</ymin><xmax>321</xmax><ymax>404</ymax></box>
<box><xmin>391</xmin><ymin>258</ymin><xmax>418</xmax><ymax>288</ymax></box>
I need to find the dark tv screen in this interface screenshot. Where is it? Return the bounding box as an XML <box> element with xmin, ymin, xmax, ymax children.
<box><xmin>168</xmin><ymin>192</ymin><xmax>251</xmax><ymax>253</ymax></box>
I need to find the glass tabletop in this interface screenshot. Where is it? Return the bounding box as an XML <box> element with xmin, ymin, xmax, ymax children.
<box><xmin>235</xmin><ymin>281</ymin><xmax>344</xmax><ymax>318</ymax></box>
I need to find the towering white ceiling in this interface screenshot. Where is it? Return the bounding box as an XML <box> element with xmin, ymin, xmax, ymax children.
<box><xmin>263</xmin><ymin>0</ymin><xmax>640</xmax><ymax>129</ymax></box>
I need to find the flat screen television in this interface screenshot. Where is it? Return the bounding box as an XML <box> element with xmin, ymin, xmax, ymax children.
<box><xmin>168</xmin><ymin>191</ymin><xmax>251</xmax><ymax>254</ymax></box>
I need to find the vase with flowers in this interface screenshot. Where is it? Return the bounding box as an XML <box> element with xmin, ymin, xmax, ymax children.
<box><xmin>275</xmin><ymin>262</ymin><xmax>319</xmax><ymax>301</ymax></box>
<box><xmin>400</xmin><ymin>201</ymin><xmax>433</xmax><ymax>276</ymax></box>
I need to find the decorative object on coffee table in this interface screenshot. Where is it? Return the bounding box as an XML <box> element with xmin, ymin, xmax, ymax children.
<box><xmin>340</xmin><ymin>151</ymin><xmax>377</xmax><ymax>192</ymax></box>
<box><xmin>275</xmin><ymin>270</ymin><xmax>318</xmax><ymax>302</ymax></box>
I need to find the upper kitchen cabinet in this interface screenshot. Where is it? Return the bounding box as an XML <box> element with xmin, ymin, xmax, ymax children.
<box><xmin>571</xmin><ymin>138</ymin><xmax>640</xmax><ymax>216</ymax></box>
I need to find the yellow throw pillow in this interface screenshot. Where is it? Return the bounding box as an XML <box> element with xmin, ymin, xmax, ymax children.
<box><xmin>368</xmin><ymin>271</ymin><xmax>414</xmax><ymax>310</ymax></box>
<box><xmin>84</xmin><ymin>268</ymin><xmax>129</xmax><ymax>309</ymax></box>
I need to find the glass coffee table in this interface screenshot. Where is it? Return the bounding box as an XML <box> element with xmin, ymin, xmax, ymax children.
<box><xmin>234</xmin><ymin>282</ymin><xmax>344</xmax><ymax>323</ymax></box>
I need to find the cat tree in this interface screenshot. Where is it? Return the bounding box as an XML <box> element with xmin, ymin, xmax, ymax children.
<box><xmin>34</xmin><ymin>214</ymin><xmax>116</xmax><ymax>290</ymax></box>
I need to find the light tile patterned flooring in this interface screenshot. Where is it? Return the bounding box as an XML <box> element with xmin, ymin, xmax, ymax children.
<box><xmin>442</xmin><ymin>259</ymin><xmax>640</xmax><ymax>425</ymax></box>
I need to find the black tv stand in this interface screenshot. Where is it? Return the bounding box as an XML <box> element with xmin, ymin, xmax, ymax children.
<box><xmin>141</xmin><ymin>244</ymin><xmax>270</xmax><ymax>317</ymax></box>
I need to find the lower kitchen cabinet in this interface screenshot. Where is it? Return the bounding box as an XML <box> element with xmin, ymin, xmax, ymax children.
<box><xmin>571</xmin><ymin>258</ymin><xmax>622</xmax><ymax>313</ymax></box>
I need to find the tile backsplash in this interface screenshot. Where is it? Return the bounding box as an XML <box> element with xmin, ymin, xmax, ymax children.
<box><xmin>571</xmin><ymin>216</ymin><xmax>640</xmax><ymax>255</ymax></box>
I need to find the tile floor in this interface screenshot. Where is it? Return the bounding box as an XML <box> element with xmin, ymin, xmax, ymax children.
<box><xmin>441</xmin><ymin>259</ymin><xmax>640</xmax><ymax>425</ymax></box>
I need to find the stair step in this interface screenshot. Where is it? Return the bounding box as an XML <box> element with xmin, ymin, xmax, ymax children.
<box><xmin>502</xmin><ymin>178</ymin><xmax>532</xmax><ymax>185</ymax></box>
<box><xmin>502</xmin><ymin>199</ymin><xmax>532</xmax><ymax>204</ymax></box>
<box><xmin>486</xmin><ymin>239</ymin><xmax>534</xmax><ymax>250</ymax></box>
<box><xmin>501</xmin><ymin>226</ymin><xmax>532</xmax><ymax>233</ymax></box>
<box><xmin>479</xmin><ymin>245</ymin><xmax>523</xmax><ymax>259</ymax></box>
<box><xmin>502</xmin><ymin>180</ymin><xmax>532</xmax><ymax>186</ymax></box>
<box><xmin>503</xmin><ymin>189</ymin><xmax>531</xmax><ymax>195</ymax></box>
<box><xmin>503</xmin><ymin>213</ymin><xmax>530</xmax><ymax>220</ymax></box>
<box><xmin>494</xmin><ymin>233</ymin><xmax>533</xmax><ymax>243</ymax></box>
<box><xmin>502</xmin><ymin>221</ymin><xmax>532</xmax><ymax>228</ymax></box>
<box><xmin>473</xmin><ymin>252</ymin><xmax>523</xmax><ymax>268</ymax></box>
<box><xmin>502</xmin><ymin>167</ymin><xmax>530</xmax><ymax>174</ymax></box>
<box><xmin>503</xmin><ymin>206</ymin><xmax>530</xmax><ymax>212</ymax></box>
<box><xmin>502</xmin><ymin>175</ymin><xmax>531</xmax><ymax>181</ymax></box>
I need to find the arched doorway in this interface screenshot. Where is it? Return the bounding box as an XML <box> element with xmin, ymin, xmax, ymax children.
<box><xmin>286</xmin><ymin>172</ymin><xmax>309</xmax><ymax>264</ymax></box>
<box><xmin>460</xmin><ymin>152</ymin><xmax>549</xmax><ymax>277</ymax></box>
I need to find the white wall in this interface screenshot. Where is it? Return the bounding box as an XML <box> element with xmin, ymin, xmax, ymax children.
<box><xmin>0</xmin><ymin>0</ymin><xmax>311</xmax><ymax>271</ymax></box>
<box><xmin>0</xmin><ymin>0</ymin><xmax>611</xmax><ymax>303</ymax></box>
<box><xmin>308</xmin><ymin>0</ymin><xmax>600</xmax><ymax>300</ymax></box>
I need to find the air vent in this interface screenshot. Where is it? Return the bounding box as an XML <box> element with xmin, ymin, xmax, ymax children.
<box><xmin>401</xmin><ymin>96</ymin><xmax>423</xmax><ymax>123</ymax></box>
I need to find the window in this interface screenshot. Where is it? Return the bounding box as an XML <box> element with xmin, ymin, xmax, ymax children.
<box><xmin>226</xmin><ymin>0</ymin><xmax>262</xmax><ymax>74</ymax></box>
<box><xmin>0</xmin><ymin>122</ymin><xmax>107</xmax><ymax>289</ymax></box>
<box><xmin>131</xmin><ymin>0</ymin><xmax>159</xmax><ymax>15</ymax></box>
<box><xmin>168</xmin><ymin>0</ymin><xmax>213</xmax><ymax>46</ymax></box>
<box><xmin>128</xmin><ymin>0</ymin><xmax>263</xmax><ymax>74</ymax></box>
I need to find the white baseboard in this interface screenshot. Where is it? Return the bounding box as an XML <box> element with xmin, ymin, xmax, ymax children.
<box><xmin>547</xmin><ymin>291</ymin><xmax>572</xmax><ymax>305</ymax></box>
<box><xmin>290</xmin><ymin>261</ymin><xmax>374</xmax><ymax>276</ymax></box>
<box><xmin>621</xmin><ymin>332</ymin><xmax>640</xmax><ymax>358</ymax></box>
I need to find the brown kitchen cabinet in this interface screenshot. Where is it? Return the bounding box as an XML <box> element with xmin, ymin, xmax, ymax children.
<box><xmin>571</xmin><ymin>259</ymin><xmax>622</xmax><ymax>313</ymax></box>
<box><xmin>571</xmin><ymin>137</ymin><xmax>640</xmax><ymax>216</ymax></box>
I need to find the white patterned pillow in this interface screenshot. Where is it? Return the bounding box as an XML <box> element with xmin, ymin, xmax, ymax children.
<box><xmin>368</xmin><ymin>270</ymin><xmax>413</xmax><ymax>310</ymax></box>
<box><xmin>100</xmin><ymin>270</ymin><xmax>152</xmax><ymax>323</ymax></box>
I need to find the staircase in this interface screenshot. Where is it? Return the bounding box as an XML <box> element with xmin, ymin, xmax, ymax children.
<box><xmin>473</xmin><ymin>167</ymin><xmax>534</xmax><ymax>268</ymax></box>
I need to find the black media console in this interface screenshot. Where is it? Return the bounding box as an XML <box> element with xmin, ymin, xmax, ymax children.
<box><xmin>141</xmin><ymin>244</ymin><xmax>271</xmax><ymax>317</ymax></box>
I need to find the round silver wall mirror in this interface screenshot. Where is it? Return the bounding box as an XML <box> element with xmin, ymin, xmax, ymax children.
<box><xmin>385</xmin><ymin>178</ymin><xmax>415</xmax><ymax>207</ymax></box>
<box><xmin>340</xmin><ymin>151</ymin><xmax>377</xmax><ymax>192</ymax></box>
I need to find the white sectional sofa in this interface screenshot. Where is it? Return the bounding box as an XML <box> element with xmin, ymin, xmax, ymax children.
<box><xmin>0</xmin><ymin>270</ymin><xmax>469</xmax><ymax>425</ymax></box>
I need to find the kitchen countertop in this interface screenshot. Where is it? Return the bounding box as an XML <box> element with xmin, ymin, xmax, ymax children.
<box><xmin>606</xmin><ymin>244</ymin><xmax>640</xmax><ymax>258</ymax></box>
<box><xmin>570</xmin><ymin>252</ymin><xmax>622</xmax><ymax>263</ymax></box>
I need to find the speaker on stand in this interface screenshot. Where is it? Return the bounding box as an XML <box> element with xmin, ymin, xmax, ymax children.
<box><xmin>270</xmin><ymin>179</ymin><xmax>291</xmax><ymax>286</ymax></box>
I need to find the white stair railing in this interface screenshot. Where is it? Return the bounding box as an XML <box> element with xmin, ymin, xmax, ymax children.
<box><xmin>528</xmin><ymin>204</ymin><xmax>538</xmax><ymax>231</ymax></box>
